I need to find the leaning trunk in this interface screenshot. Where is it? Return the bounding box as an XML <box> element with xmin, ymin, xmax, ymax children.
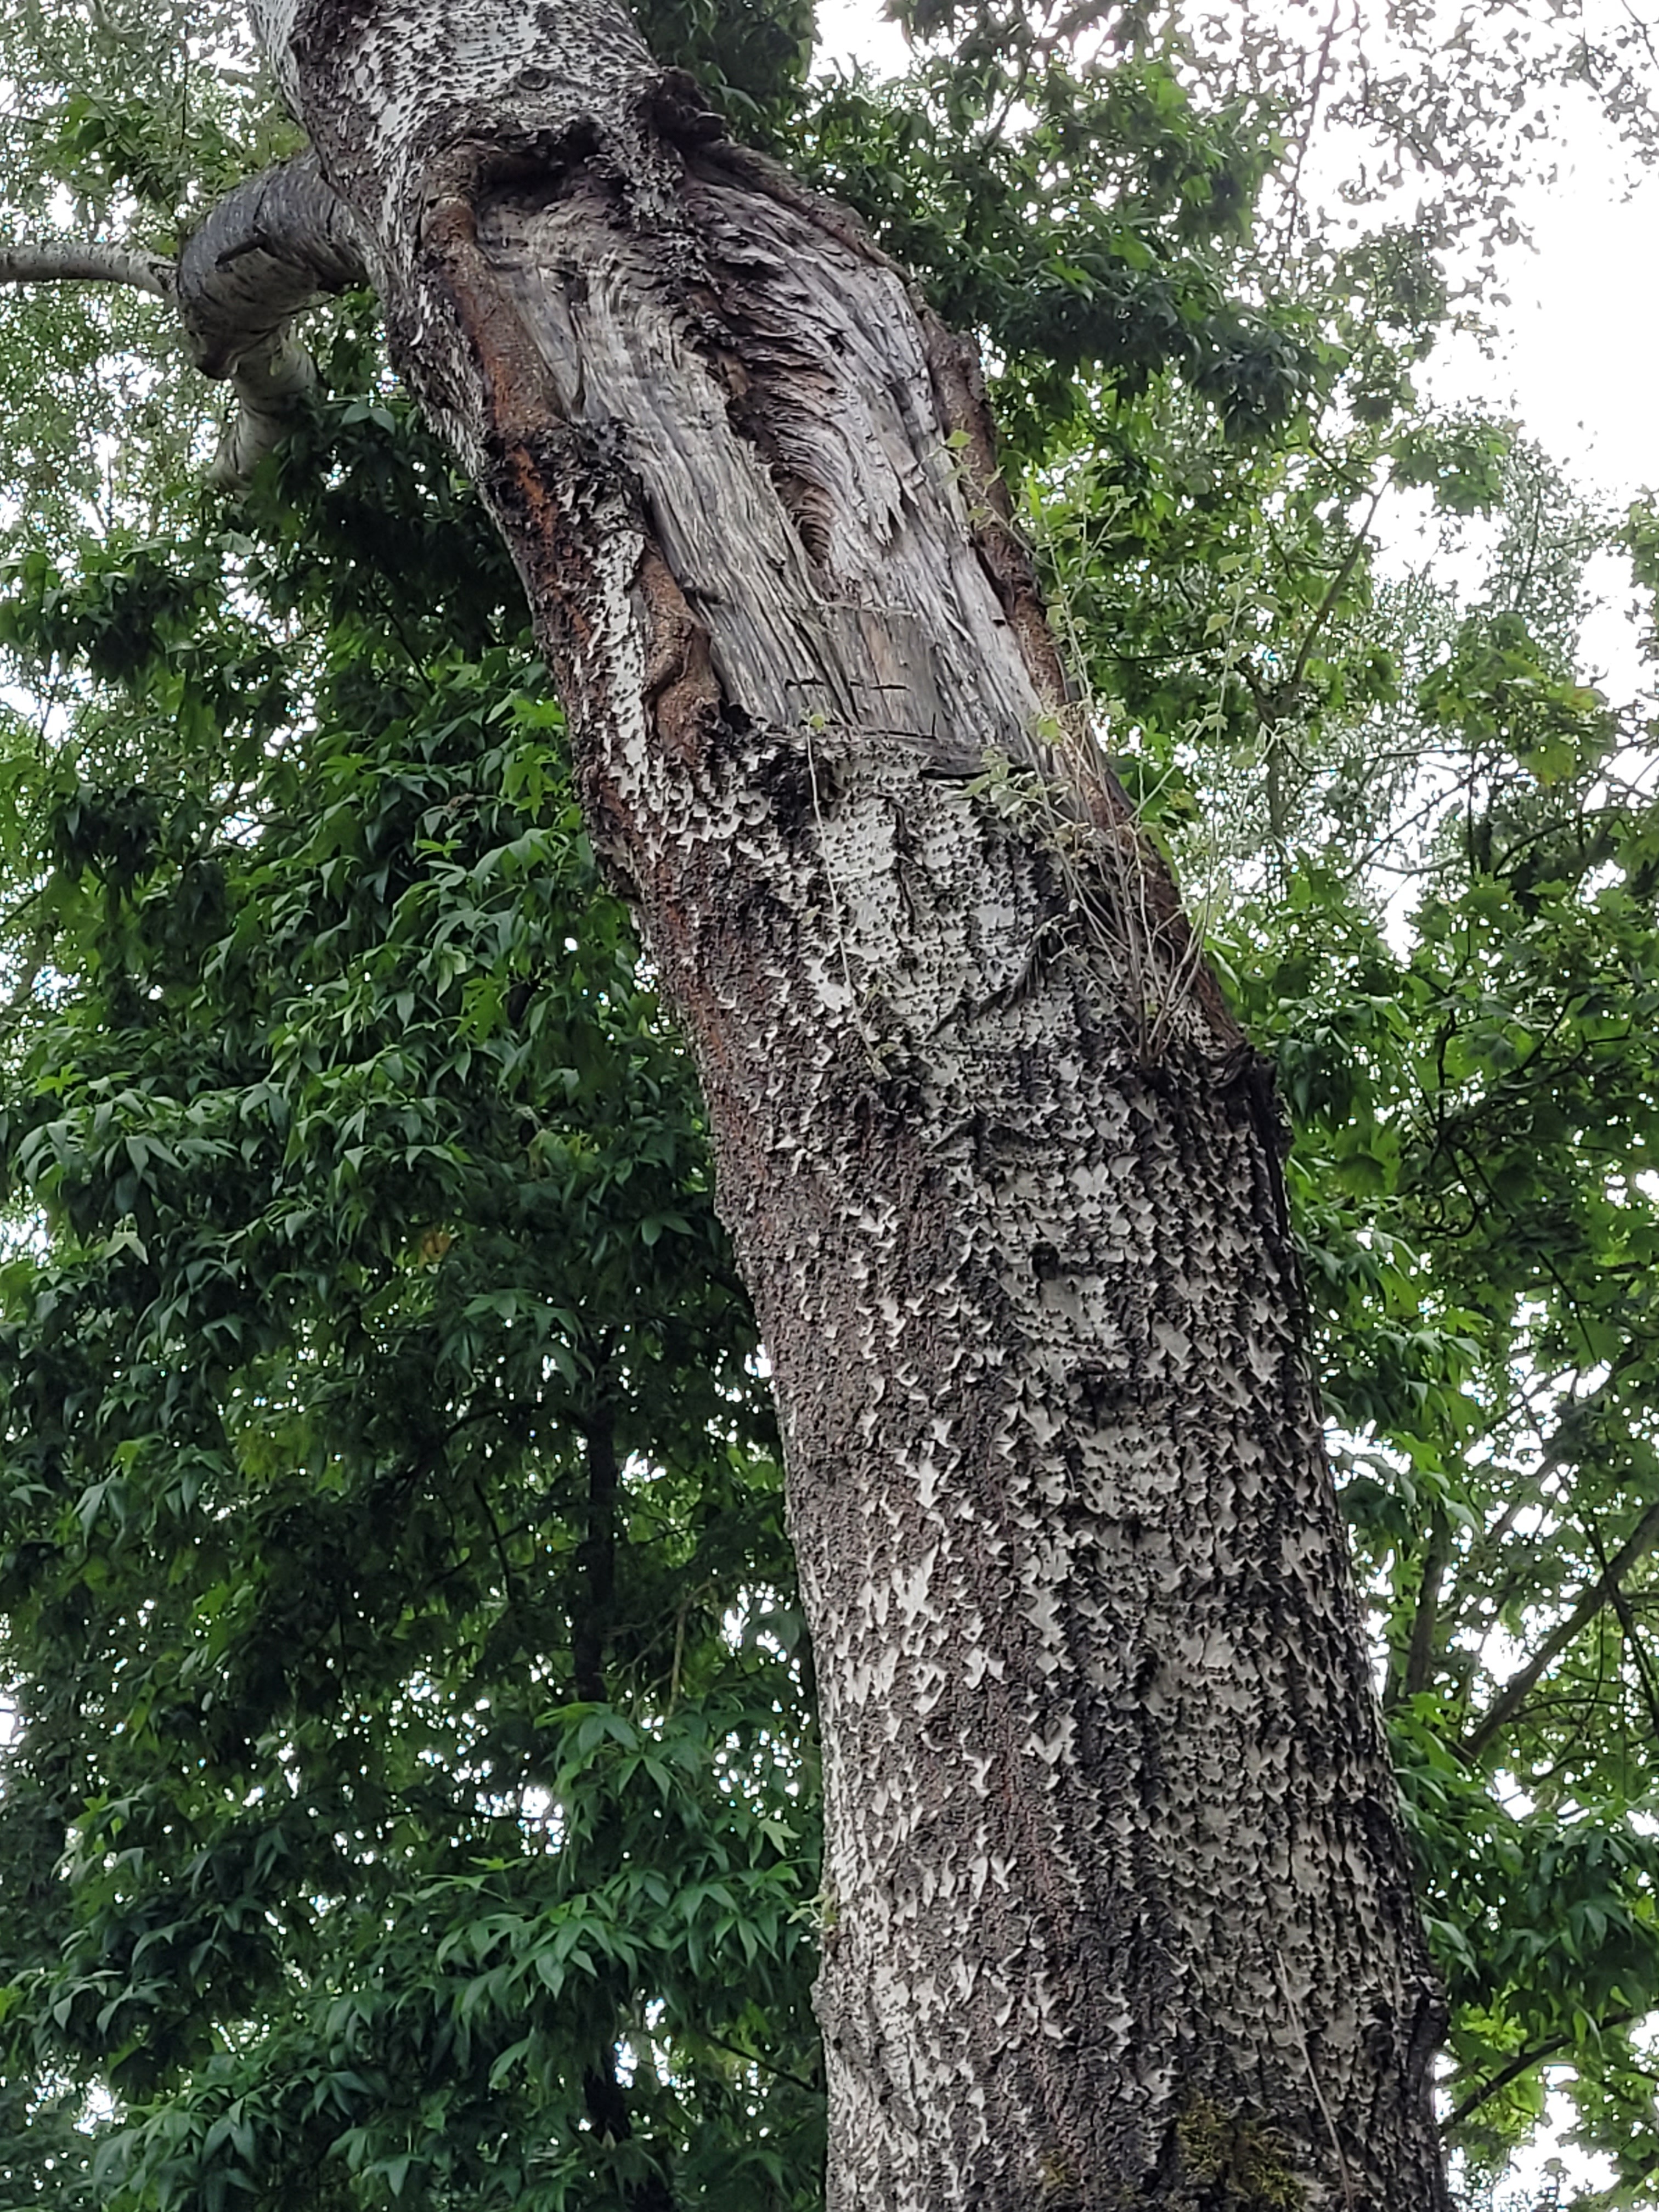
<box><xmin>252</xmin><ymin>1</ymin><xmax>1451</xmax><ymax>2202</ymax></box>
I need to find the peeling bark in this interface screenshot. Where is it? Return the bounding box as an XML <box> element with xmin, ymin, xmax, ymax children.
<box><xmin>240</xmin><ymin>3</ymin><xmax>1452</xmax><ymax>2205</ymax></box>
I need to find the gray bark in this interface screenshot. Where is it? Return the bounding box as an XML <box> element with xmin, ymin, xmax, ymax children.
<box><xmin>242</xmin><ymin>2</ymin><xmax>1453</xmax><ymax>2204</ymax></box>
<box><xmin>0</xmin><ymin>242</ymin><xmax>173</xmax><ymax>295</ymax></box>
<box><xmin>177</xmin><ymin>151</ymin><xmax>368</xmax><ymax>482</ymax></box>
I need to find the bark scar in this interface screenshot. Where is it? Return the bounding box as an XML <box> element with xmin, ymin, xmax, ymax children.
<box><xmin>421</xmin><ymin>181</ymin><xmax>555</xmax><ymax>438</ymax></box>
<box><xmin>634</xmin><ymin>538</ymin><xmax>722</xmax><ymax>763</ymax></box>
<box><xmin>913</xmin><ymin>311</ymin><xmax>1248</xmax><ymax>1057</ymax></box>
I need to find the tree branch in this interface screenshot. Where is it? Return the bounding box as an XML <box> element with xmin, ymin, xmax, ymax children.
<box><xmin>1443</xmin><ymin>2013</ymin><xmax>1634</xmax><ymax>2129</ymax></box>
<box><xmin>0</xmin><ymin>150</ymin><xmax>368</xmax><ymax>489</ymax></box>
<box><xmin>178</xmin><ymin>150</ymin><xmax>369</xmax><ymax>486</ymax></box>
<box><xmin>1586</xmin><ymin>1514</ymin><xmax>1659</xmax><ymax>1742</ymax></box>
<box><xmin>0</xmin><ymin>242</ymin><xmax>173</xmax><ymax>296</ymax></box>
<box><xmin>1385</xmin><ymin>1516</ymin><xmax>1449</xmax><ymax>1710</ymax></box>
<box><xmin>1463</xmin><ymin>1495</ymin><xmax>1659</xmax><ymax>1758</ymax></box>
<box><xmin>690</xmin><ymin>2025</ymin><xmax>822</xmax><ymax>2098</ymax></box>
<box><xmin>573</xmin><ymin>1400</ymin><xmax>622</xmax><ymax>1705</ymax></box>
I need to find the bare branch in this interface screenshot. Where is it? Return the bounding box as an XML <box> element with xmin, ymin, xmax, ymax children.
<box><xmin>209</xmin><ymin>325</ymin><xmax>326</xmax><ymax>489</ymax></box>
<box><xmin>1463</xmin><ymin>1495</ymin><xmax>1659</xmax><ymax>1759</ymax></box>
<box><xmin>0</xmin><ymin>242</ymin><xmax>173</xmax><ymax>297</ymax></box>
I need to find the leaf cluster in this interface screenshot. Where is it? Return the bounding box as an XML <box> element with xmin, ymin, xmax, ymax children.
<box><xmin>0</xmin><ymin>396</ymin><xmax>821</xmax><ymax>2212</ymax></box>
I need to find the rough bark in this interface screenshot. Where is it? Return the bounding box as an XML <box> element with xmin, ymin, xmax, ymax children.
<box><xmin>244</xmin><ymin>3</ymin><xmax>1452</xmax><ymax>2204</ymax></box>
<box><xmin>177</xmin><ymin>151</ymin><xmax>368</xmax><ymax>482</ymax></box>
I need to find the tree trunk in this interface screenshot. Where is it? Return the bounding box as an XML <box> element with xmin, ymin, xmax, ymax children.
<box><xmin>250</xmin><ymin>1</ymin><xmax>1451</xmax><ymax>2202</ymax></box>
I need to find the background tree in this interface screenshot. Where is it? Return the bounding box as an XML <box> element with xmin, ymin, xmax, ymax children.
<box><xmin>0</xmin><ymin>432</ymin><xmax>825</xmax><ymax>2210</ymax></box>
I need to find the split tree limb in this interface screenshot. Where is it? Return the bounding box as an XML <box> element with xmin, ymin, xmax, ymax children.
<box><xmin>0</xmin><ymin>150</ymin><xmax>368</xmax><ymax>488</ymax></box>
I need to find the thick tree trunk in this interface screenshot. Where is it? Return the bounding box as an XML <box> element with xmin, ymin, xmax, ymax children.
<box><xmin>251</xmin><ymin>1</ymin><xmax>1452</xmax><ymax>2202</ymax></box>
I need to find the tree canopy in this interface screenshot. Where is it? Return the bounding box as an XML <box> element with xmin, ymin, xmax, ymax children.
<box><xmin>4</xmin><ymin>0</ymin><xmax>1659</xmax><ymax>2204</ymax></box>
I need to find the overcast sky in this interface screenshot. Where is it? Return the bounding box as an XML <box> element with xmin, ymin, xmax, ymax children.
<box><xmin>1491</xmin><ymin>88</ymin><xmax>1659</xmax><ymax>497</ymax></box>
<box><xmin>819</xmin><ymin>5</ymin><xmax>1659</xmax><ymax>481</ymax></box>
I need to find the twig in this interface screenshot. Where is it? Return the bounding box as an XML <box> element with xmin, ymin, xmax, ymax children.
<box><xmin>1443</xmin><ymin>2015</ymin><xmax>1633</xmax><ymax>2130</ymax></box>
<box><xmin>1463</xmin><ymin>1494</ymin><xmax>1659</xmax><ymax>1758</ymax></box>
<box><xmin>689</xmin><ymin>2025</ymin><xmax>821</xmax><ymax>2098</ymax></box>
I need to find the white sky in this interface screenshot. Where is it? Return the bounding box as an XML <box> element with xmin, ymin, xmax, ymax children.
<box><xmin>1407</xmin><ymin>81</ymin><xmax>1659</xmax><ymax>700</ymax></box>
<box><xmin>815</xmin><ymin>0</ymin><xmax>909</xmax><ymax>76</ymax></box>
<box><xmin>1492</xmin><ymin>89</ymin><xmax>1659</xmax><ymax>498</ymax></box>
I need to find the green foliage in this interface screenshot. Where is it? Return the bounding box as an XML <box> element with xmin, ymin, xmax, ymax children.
<box><xmin>633</xmin><ymin>0</ymin><xmax>814</xmax><ymax>136</ymax></box>
<box><xmin>0</xmin><ymin>1</ymin><xmax>300</xmax><ymax>539</ymax></box>
<box><xmin>795</xmin><ymin>50</ymin><xmax>1317</xmax><ymax>460</ymax></box>
<box><xmin>2</xmin><ymin>1</ymin><xmax>1659</xmax><ymax>2207</ymax></box>
<box><xmin>0</xmin><ymin>400</ymin><xmax>820</xmax><ymax>2210</ymax></box>
<box><xmin>1200</xmin><ymin>473</ymin><xmax>1659</xmax><ymax>2193</ymax></box>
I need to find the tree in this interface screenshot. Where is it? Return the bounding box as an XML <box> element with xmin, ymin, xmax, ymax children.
<box><xmin>0</xmin><ymin>438</ymin><xmax>825</xmax><ymax>2210</ymax></box>
<box><xmin>15</xmin><ymin>1</ymin><xmax>1659</xmax><ymax>2206</ymax></box>
<box><xmin>62</xmin><ymin>0</ymin><xmax>1447</xmax><ymax>2203</ymax></box>
<box><xmin>1189</xmin><ymin>446</ymin><xmax>1659</xmax><ymax>2197</ymax></box>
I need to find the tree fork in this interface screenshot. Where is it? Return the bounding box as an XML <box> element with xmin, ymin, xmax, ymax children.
<box><xmin>224</xmin><ymin>1</ymin><xmax>1452</xmax><ymax>2203</ymax></box>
